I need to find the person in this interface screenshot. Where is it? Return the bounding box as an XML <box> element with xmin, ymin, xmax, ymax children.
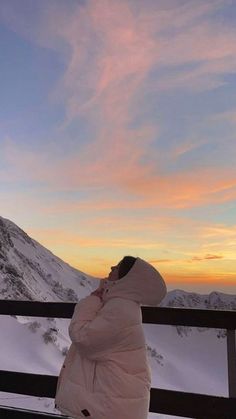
<box><xmin>55</xmin><ymin>256</ymin><xmax>167</xmax><ymax>419</ymax></box>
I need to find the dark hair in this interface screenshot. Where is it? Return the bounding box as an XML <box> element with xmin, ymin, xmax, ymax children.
<box><xmin>118</xmin><ymin>256</ymin><xmax>137</xmax><ymax>279</ymax></box>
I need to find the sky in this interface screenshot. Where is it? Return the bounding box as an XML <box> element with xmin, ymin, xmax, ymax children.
<box><xmin>0</xmin><ymin>0</ymin><xmax>236</xmax><ymax>294</ymax></box>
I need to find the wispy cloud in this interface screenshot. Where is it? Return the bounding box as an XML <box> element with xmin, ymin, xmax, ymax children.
<box><xmin>149</xmin><ymin>259</ymin><xmax>173</xmax><ymax>264</ymax></box>
<box><xmin>190</xmin><ymin>254</ymin><xmax>223</xmax><ymax>262</ymax></box>
<box><xmin>3</xmin><ymin>135</ymin><xmax>236</xmax><ymax>209</ymax></box>
<box><xmin>210</xmin><ymin>109</ymin><xmax>236</xmax><ymax>125</ymax></box>
<box><xmin>28</xmin><ymin>228</ymin><xmax>164</xmax><ymax>250</ymax></box>
<box><xmin>2</xmin><ymin>0</ymin><xmax>236</xmax><ymax>209</ymax></box>
<box><xmin>150</xmin><ymin>254</ymin><xmax>223</xmax><ymax>264</ymax></box>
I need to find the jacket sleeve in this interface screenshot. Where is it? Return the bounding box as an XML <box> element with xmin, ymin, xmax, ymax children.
<box><xmin>68</xmin><ymin>295</ymin><xmax>132</xmax><ymax>360</ymax></box>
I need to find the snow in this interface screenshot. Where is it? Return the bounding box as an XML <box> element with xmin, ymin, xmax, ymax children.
<box><xmin>0</xmin><ymin>315</ymin><xmax>64</xmax><ymax>375</ymax></box>
<box><xmin>145</xmin><ymin>325</ymin><xmax>228</xmax><ymax>396</ymax></box>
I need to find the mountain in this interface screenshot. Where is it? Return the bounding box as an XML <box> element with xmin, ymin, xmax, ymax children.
<box><xmin>0</xmin><ymin>216</ymin><xmax>235</xmax><ymax>419</ymax></box>
<box><xmin>160</xmin><ymin>289</ymin><xmax>236</xmax><ymax>338</ymax></box>
<box><xmin>0</xmin><ymin>216</ymin><xmax>97</xmax><ymax>302</ymax></box>
<box><xmin>0</xmin><ymin>215</ymin><xmax>99</xmax><ymax>369</ymax></box>
<box><xmin>162</xmin><ymin>288</ymin><xmax>236</xmax><ymax>311</ymax></box>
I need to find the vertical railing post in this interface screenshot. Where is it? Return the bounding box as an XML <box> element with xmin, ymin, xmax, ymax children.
<box><xmin>227</xmin><ymin>329</ymin><xmax>236</xmax><ymax>398</ymax></box>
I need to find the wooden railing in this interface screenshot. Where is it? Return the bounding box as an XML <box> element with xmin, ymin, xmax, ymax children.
<box><xmin>0</xmin><ymin>300</ymin><xmax>235</xmax><ymax>418</ymax></box>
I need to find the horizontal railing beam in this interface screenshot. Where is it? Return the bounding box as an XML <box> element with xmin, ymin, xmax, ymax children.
<box><xmin>150</xmin><ymin>388</ymin><xmax>236</xmax><ymax>419</ymax></box>
<box><xmin>0</xmin><ymin>300</ymin><xmax>236</xmax><ymax>328</ymax></box>
<box><xmin>0</xmin><ymin>371</ymin><xmax>235</xmax><ymax>418</ymax></box>
<box><xmin>0</xmin><ymin>300</ymin><xmax>75</xmax><ymax>319</ymax></box>
<box><xmin>142</xmin><ymin>306</ymin><xmax>236</xmax><ymax>329</ymax></box>
<box><xmin>0</xmin><ymin>405</ymin><xmax>69</xmax><ymax>418</ymax></box>
<box><xmin>0</xmin><ymin>370</ymin><xmax>57</xmax><ymax>398</ymax></box>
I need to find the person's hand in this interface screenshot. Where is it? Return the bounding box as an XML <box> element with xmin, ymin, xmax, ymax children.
<box><xmin>90</xmin><ymin>288</ymin><xmax>104</xmax><ymax>299</ymax></box>
<box><xmin>90</xmin><ymin>281</ymin><xmax>105</xmax><ymax>300</ymax></box>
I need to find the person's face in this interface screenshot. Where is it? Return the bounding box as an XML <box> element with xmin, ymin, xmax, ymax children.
<box><xmin>108</xmin><ymin>261</ymin><xmax>122</xmax><ymax>281</ymax></box>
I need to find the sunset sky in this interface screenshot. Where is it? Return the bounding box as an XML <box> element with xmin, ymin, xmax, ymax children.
<box><xmin>0</xmin><ymin>0</ymin><xmax>236</xmax><ymax>294</ymax></box>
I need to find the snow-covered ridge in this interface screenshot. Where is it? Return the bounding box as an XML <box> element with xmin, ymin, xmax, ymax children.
<box><xmin>0</xmin><ymin>215</ymin><xmax>96</xmax><ymax>302</ymax></box>
<box><xmin>162</xmin><ymin>288</ymin><xmax>236</xmax><ymax>311</ymax></box>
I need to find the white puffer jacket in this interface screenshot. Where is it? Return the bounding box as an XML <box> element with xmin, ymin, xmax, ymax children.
<box><xmin>55</xmin><ymin>257</ymin><xmax>167</xmax><ymax>419</ymax></box>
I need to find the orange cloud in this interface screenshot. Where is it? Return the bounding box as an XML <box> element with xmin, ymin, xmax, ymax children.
<box><xmin>149</xmin><ymin>255</ymin><xmax>224</xmax><ymax>265</ymax></box>
<box><xmin>190</xmin><ymin>254</ymin><xmax>223</xmax><ymax>262</ymax></box>
<box><xmin>165</xmin><ymin>272</ymin><xmax>236</xmax><ymax>286</ymax></box>
<box><xmin>28</xmin><ymin>228</ymin><xmax>164</xmax><ymax>250</ymax></box>
<box><xmin>201</xmin><ymin>224</ymin><xmax>236</xmax><ymax>239</ymax></box>
<box><xmin>3</xmin><ymin>136</ymin><xmax>236</xmax><ymax>209</ymax></box>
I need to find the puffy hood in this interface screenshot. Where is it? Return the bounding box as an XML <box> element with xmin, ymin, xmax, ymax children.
<box><xmin>101</xmin><ymin>257</ymin><xmax>167</xmax><ymax>306</ymax></box>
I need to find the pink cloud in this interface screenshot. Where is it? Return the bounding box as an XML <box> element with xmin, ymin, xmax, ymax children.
<box><xmin>54</xmin><ymin>0</ymin><xmax>236</xmax><ymax>117</ymax></box>
<box><xmin>3</xmin><ymin>135</ymin><xmax>236</xmax><ymax>209</ymax></box>
<box><xmin>2</xmin><ymin>0</ymin><xmax>236</xmax><ymax>210</ymax></box>
<box><xmin>45</xmin><ymin>0</ymin><xmax>236</xmax><ymax>192</ymax></box>
<box><xmin>210</xmin><ymin>109</ymin><xmax>236</xmax><ymax>124</ymax></box>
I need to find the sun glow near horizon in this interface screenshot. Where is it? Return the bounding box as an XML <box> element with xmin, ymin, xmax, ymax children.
<box><xmin>26</xmin><ymin>224</ymin><xmax>236</xmax><ymax>294</ymax></box>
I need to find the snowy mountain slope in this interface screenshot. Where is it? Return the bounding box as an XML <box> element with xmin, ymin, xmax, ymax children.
<box><xmin>0</xmin><ymin>215</ymin><xmax>100</xmax><ymax>380</ymax></box>
<box><xmin>0</xmin><ymin>216</ymin><xmax>235</xmax><ymax>418</ymax></box>
<box><xmin>0</xmin><ymin>216</ymin><xmax>98</xmax><ymax>302</ymax></box>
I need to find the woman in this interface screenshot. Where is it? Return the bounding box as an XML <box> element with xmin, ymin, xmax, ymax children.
<box><xmin>55</xmin><ymin>256</ymin><xmax>167</xmax><ymax>419</ymax></box>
